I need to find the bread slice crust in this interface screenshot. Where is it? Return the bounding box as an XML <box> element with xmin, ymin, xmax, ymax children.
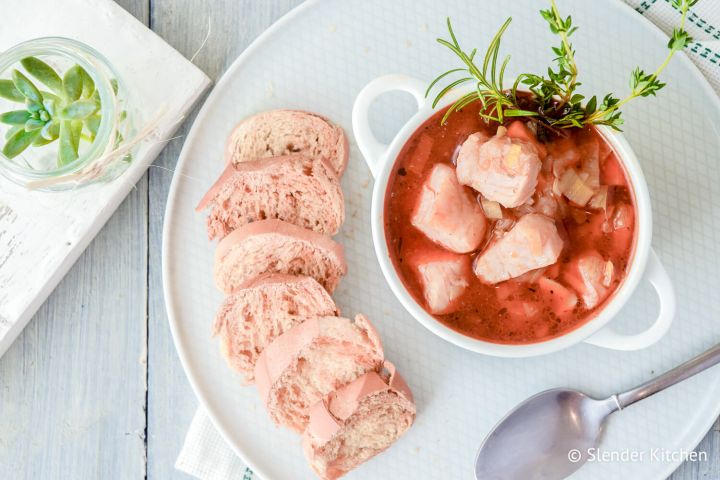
<box><xmin>197</xmin><ymin>155</ymin><xmax>345</xmax><ymax>240</ymax></box>
<box><xmin>225</xmin><ymin>109</ymin><xmax>349</xmax><ymax>177</ymax></box>
<box><xmin>302</xmin><ymin>362</ymin><xmax>416</xmax><ymax>480</ymax></box>
<box><xmin>254</xmin><ymin>315</ymin><xmax>384</xmax><ymax>433</ymax></box>
<box><xmin>214</xmin><ymin>219</ymin><xmax>347</xmax><ymax>294</ymax></box>
<box><xmin>213</xmin><ymin>274</ymin><xmax>339</xmax><ymax>382</ymax></box>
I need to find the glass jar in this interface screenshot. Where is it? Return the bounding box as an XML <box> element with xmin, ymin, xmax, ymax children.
<box><xmin>0</xmin><ymin>37</ymin><xmax>136</xmax><ymax>191</ymax></box>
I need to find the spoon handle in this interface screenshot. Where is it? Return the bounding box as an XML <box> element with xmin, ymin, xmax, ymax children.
<box><xmin>615</xmin><ymin>343</ymin><xmax>720</xmax><ymax>409</ymax></box>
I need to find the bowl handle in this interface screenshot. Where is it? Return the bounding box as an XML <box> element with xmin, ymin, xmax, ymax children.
<box><xmin>352</xmin><ymin>74</ymin><xmax>427</xmax><ymax>178</ymax></box>
<box><xmin>584</xmin><ymin>248</ymin><xmax>675</xmax><ymax>351</ymax></box>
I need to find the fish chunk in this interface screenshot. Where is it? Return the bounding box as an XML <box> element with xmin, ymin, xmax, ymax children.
<box><xmin>456</xmin><ymin>129</ymin><xmax>542</xmax><ymax>208</ymax></box>
<box><xmin>411</xmin><ymin>164</ymin><xmax>487</xmax><ymax>253</ymax></box>
<box><xmin>537</xmin><ymin>277</ymin><xmax>578</xmax><ymax>313</ymax></box>
<box><xmin>415</xmin><ymin>252</ymin><xmax>470</xmax><ymax>314</ymax></box>
<box><xmin>456</xmin><ymin>131</ymin><xmax>490</xmax><ymax>185</ymax></box>
<box><xmin>474</xmin><ymin>213</ymin><xmax>564</xmax><ymax>284</ymax></box>
<box><xmin>564</xmin><ymin>252</ymin><xmax>615</xmax><ymax>309</ymax></box>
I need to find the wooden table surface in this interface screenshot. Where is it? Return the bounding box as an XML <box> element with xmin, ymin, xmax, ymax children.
<box><xmin>0</xmin><ymin>1</ymin><xmax>717</xmax><ymax>478</ymax></box>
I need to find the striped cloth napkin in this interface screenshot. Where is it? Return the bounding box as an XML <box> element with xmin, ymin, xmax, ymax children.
<box><xmin>175</xmin><ymin>2</ymin><xmax>720</xmax><ymax>479</ymax></box>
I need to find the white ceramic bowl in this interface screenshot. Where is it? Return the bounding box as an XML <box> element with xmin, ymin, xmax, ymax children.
<box><xmin>352</xmin><ymin>74</ymin><xmax>676</xmax><ymax>357</ymax></box>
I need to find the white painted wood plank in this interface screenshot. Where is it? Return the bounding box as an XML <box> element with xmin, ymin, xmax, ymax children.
<box><xmin>144</xmin><ymin>1</ymin><xmax>302</xmax><ymax>478</ymax></box>
<box><xmin>0</xmin><ymin>2</ymin><xmax>149</xmax><ymax>479</ymax></box>
<box><xmin>0</xmin><ymin>176</ymin><xmax>148</xmax><ymax>479</ymax></box>
<box><xmin>0</xmin><ymin>0</ymin><xmax>210</xmax><ymax>357</ymax></box>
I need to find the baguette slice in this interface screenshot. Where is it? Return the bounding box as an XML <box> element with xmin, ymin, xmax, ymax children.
<box><xmin>214</xmin><ymin>274</ymin><xmax>340</xmax><ymax>382</ymax></box>
<box><xmin>225</xmin><ymin>110</ymin><xmax>349</xmax><ymax>177</ymax></box>
<box><xmin>302</xmin><ymin>362</ymin><xmax>416</xmax><ymax>480</ymax></box>
<box><xmin>214</xmin><ymin>219</ymin><xmax>347</xmax><ymax>294</ymax></box>
<box><xmin>197</xmin><ymin>155</ymin><xmax>345</xmax><ymax>240</ymax></box>
<box><xmin>254</xmin><ymin>315</ymin><xmax>384</xmax><ymax>432</ymax></box>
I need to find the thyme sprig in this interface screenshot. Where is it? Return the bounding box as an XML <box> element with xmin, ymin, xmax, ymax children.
<box><xmin>429</xmin><ymin>0</ymin><xmax>699</xmax><ymax>131</ymax></box>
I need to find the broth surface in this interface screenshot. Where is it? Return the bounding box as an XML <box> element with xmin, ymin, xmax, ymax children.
<box><xmin>384</xmin><ymin>102</ymin><xmax>637</xmax><ymax>344</ymax></box>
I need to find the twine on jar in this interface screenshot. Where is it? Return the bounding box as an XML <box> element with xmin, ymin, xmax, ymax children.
<box><xmin>24</xmin><ymin>108</ymin><xmax>173</xmax><ymax>190</ymax></box>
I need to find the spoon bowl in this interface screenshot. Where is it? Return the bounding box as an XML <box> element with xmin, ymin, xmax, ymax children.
<box><xmin>474</xmin><ymin>343</ymin><xmax>720</xmax><ymax>480</ymax></box>
<box><xmin>474</xmin><ymin>389</ymin><xmax>618</xmax><ymax>480</ymax></box>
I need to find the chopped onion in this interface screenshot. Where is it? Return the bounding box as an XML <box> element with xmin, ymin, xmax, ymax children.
<box><xmin>514</xmin><ymin>267</ymin><xmax>547</xmax><ymax>284</ymax></box>
<box><xmin>613</xmin><ymin>203</ymin><xmax>634</xmax><ymax>230</ymax></box>
<box><xmin>494</xmin><ymin>218</ymin><xmax>515</xmax><ymax>232</ymax></box>
<box><xmin>602</xmin><ymin>220</ymin><xmax>613</xmax><ymax>234</ymax></box>
<box><xmin>581</xmin><ymin>154</ymin><xmax>600</xmax><ymax>189</ymax></box>
<box><xmin>481</xmin><ymin>199</ymin><xmax>503</xmax><ymax>219</ymax></box>
<box><xmin>558</xmin><ymin>169</ymin><xmax>594</xmax><ymax>207</ymax></box>
<box><xmin>496</xmin><ymin>125</ymin><xmax>507</xmax><ymax>137</ymax></box>
<box><xmin>588</xmin><ymin>185</ymin><xmax>609</xmax><ymax>210</ymax></box>
<box><xmin>522</xmin><ymin>302</ymin><xmax>541</xmax><ymax>318</ymax></box>
<box><xmin>526</xmin><ymin>121</ymin><xmax>538</xmax><ymax>137</ymax></box>
<box><xmin>551</xmin><ymin>142</ymin><xmax>581</xmax><ymax>178</ymax></box>
<box><xmin>602</xmin><ymin>261</ymin><xmax>615</xmax><ymax>287</ymax></box>
<box><xmin>535</xmin><ymin>195</ymin><xmax>558</xmax><ymax>217</ymax></box>
<box><xmin>516</xmin><ymin>203</ymin><xmax>535</xmax><ymax>216</ymax></box>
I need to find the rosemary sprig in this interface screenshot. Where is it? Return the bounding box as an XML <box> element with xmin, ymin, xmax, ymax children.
<box><xmin>426</xmin><ymin>18</ymin><xmax>537</xmax><ymax>126</ymax></box>
<box><xmin>0</xmin><ymin>56</ymin><xmax>102</xmax><ymax>165</ymax></box>
<box><xmin>429</xmin><ymin>0</ymin><xmax>699</xmax><ymax>131</ymax></box>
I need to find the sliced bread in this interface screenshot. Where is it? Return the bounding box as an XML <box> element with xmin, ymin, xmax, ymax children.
<box><xmin>197</xmin><ymin>155</ymin><xmax>345</xmax><ymax>240</ymax></box>
<box><xmin>225</xmin><ymin>110</ymin><xmax>349</xmax><ymax>177</ymax></box>
<box><xmin>214</xmin><ymin>274</ymin><xmax>339</xmax><ymax>382</ymax></box>
<box><xmin>302</xmin><ymin>362</ymin><xmax>416</xmax><ymax>480</ymax></box>
<box><xmin>254</xmin><ymin>315</ymin><xmax>384</xmax><ymax>432</ymax></box>
<box><xmin>214</xmin><ymin>219</ymin><xmax>347</xmax><ymax>294</ymax></box>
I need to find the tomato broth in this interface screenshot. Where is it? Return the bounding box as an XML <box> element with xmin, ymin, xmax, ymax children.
<box><xmin>384</xmin><ymin>102</ymin><xmax>637</xmax><ymax>344</ymax></box>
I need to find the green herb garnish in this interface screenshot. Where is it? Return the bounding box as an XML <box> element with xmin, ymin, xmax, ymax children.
<box><xmin>0</xmin><ymin>56</ymin><xmax>102</xmax><ymax>165</ymax></box>
<box><xmin>429</xmin><ymin>0</ymin><xmax>699</xmax><ymax>131</ymax></box>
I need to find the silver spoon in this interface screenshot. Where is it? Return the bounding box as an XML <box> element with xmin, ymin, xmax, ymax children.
<box><xmin>474</xmin><ymin>343</ymin><xmax>720</xmax><ymax>480</ymax></box>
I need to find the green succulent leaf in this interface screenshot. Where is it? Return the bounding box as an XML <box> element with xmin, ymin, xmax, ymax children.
<box><xmin>26</xmin><ymin>100</ymin><xmax>43</xmax><ymax>113</ymax></box>
<box><xmin>86</xmin><ymin>114</ymin><xmax>101</xmax><ymax>140</ymax></box>
<box><xmin>2</xmin><ymin>128</ymin><xmax>40</xmax><ymax>159</ymax></box>
<box><xmin>24</xmin><ymin>118</ymin><xmax>45</xmax><ymax>132</ymax></box>
<box><xmin>59</xmin><ymin>100</ymin><xmax>97</xmax><ymax>120</ymax></box>
<box><xmin>70</xmin><ymin>120</ymin><xmax>82</xmax><ymax>152</ymax></box>
<box><xmin>12</xmin><ymin>69</ymin><xmax>43</xmax><ymax>104</ymax></box>
<box><xmin>63</xmin><ymin>65</ymin><xmax>84</xmax><ymax>101</ymax></box>
<box><xmin>80</xmin><ymin>68</ymin><xmax>95</xmax><ymax>98</ymax></box>
<box><xmin>5</xmin><ymin>125</ymin><xmax>22</xmax><ymax>140</ymax></box>
<box><xmin>0</xmin><ymin>79</ymin><xmax>25</xmax><ymax>102</ymax></box>
<box><xmin>42</xmin><ymin>98</ymin><xmax>56</xmax><ymax>117</ymax></box>
<box><xmin>0</xmin><ymin>110</ymin><xmax>32</xmax><ymax>125</ymax></box>
<box><xmin>40</xmin><ymin>90</ymin><xmax>61</xmax><ymax>106</ymax></box>
<box><xmin>20</xmin><ymin>57</ymin><xmax>64</xmax><ymax>95</ymax></box>
<box><xmin>41</xmin><ymin>120</ymin><xmax>60</xmax><ymax>141</ymax></box>
<box><xmin>32</xmin><ymin>135</ymin><xmax>56</xmax><ymax>147</ymax></box>
<box><xmin>57</xmin><ymin>121</ymin><xmax>78</xmax><ymax>166</ymax></box>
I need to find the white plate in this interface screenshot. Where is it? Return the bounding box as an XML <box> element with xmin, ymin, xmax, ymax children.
<box><xmin>162</xmin><ymin>1</ymin><xmax>720</xmax><ymax>478</ymax></box>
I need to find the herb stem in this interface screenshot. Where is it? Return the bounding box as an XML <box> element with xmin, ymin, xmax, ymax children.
<box><xmin>586</xmin><ymin>0</ymin><xmax>691</xmax><ymax>123</ymax></box>
<box><xmin>551</xmin><ymin>0</ymin><xmax>578</xmax><ymax>107</ymax></box>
